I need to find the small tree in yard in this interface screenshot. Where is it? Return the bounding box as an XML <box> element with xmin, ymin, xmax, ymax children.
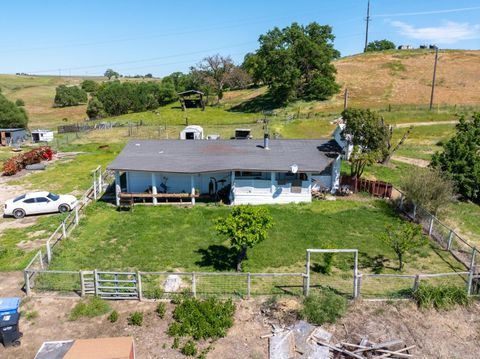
<box><xmin>379</xmin><ymin>222</ymin><xmax>426</xmax><ymax>271</ymax></box>
<box><xmin>401</xmin><ymin>167</ymin><xmax>455</xmax><ymax>215</ymax></box>
<box><xmin>366</xmin><ymin>39</ymin><xmax>396</xmax><ymax>52</ymax></box>
<box><xmin>215</xmin><ymin>206</ymin><xmax>273</xmax><ymax>272</ymax></box>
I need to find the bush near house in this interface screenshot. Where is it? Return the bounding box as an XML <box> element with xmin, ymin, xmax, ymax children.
<box><xmin>298</xmin><ymin>289</ymin><xmax>348</xmax><ymax>325</ymax></box>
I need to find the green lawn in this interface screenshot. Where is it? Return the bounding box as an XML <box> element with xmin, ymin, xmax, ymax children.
<box><xmin>43</xmin><ymin>200</ymin><xmax>461</xmax><ymax>277</ymax></box>
<box><xmin>8</xmin><ymin>143</ymin><xmax>122</xmax><ymax>194</ymax></box>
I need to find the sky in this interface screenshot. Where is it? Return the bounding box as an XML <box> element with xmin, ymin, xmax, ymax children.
<box><xmin>0</xmin><ymin>0</ymin><xmax>479</xmax><ymax>77</ymax></box>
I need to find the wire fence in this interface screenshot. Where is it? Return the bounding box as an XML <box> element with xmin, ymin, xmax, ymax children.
<box><xmin>392</xmin><ymin>187</ymin><xmax>478</xmax><ymax>272</ymax></box>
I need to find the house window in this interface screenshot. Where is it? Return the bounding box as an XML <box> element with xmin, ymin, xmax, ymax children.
<box><xmin>235</xmin><ymin>171</ymin><xmax>263</xmax><ymax>178</ymax></box>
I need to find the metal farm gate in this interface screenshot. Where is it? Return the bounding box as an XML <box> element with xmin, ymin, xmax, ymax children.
<box><xmin>81</xmin><ymin>270</ymin><xmax>139</xmax><ymax>299</ymax></box>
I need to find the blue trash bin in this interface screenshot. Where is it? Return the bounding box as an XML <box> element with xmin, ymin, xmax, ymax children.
<box><xmin>0</xmin><ymin>297</ymin><xmax>22</xmax><ymax>347</ymax></box>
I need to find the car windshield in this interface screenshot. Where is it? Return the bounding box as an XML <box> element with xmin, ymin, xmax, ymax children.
<box><xmin>13</xmin><ymin>194</ymin><xmax>26</xmax><ymax>202</ymax></box>
<box><xmin>47</xmin><ymin>193</ymin><xmax>60</xmax><ymax>201</ymax></box>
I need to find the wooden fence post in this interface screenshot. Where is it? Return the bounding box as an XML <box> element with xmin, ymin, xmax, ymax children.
<box><xmin>62</xmin><ymin>221</ymin><xmax>67</xmax><ymax>239</ymax></box>
<box><xmin>94</xmin><ymin>269</ymin><xmax>98</xmax><ymax>296</ymax></box>
<box><xmin>93</xmin><ymin>171</ymin><xmax>97</xmax><ymax>200</ymax></box>
<box><xmin>39</xmin><ymin>252</ymin><xmax>44</xmax><ymax>270</ymax></box>
<box><xmin>24</xmin><ymin>271</ymin><xmax>31</xmax><ymax>296</ymax></box>
<box><xmin>46</xmin><ymin>240</ymin><xmax>52</xmax><ymax>264</ymax></box>
<box><xmin>247</xmin><ymin>273</ymin><xmax>251</xmax><ymax>299</ymax></box>
<box><xmin>353</xmin><ymin>251</ymin><xmax>358</xmax><ymax>299</ymax></box>
<box><xmin>137</xmin><ymin>272</ymin><xmax>143</xmax><ymax>301</ymax></box>
<box><xmin>467</xmin><ymin>249</ymin><xmax>476</xmax><ymax>296</ymax></box>
<box><xmin>428</xmin><ymin>215</ymin><xmax>434</xmax><ymax>236</ymax></box>
<box><xmin>75</xmin><ymin>207</ymin><xmax>79</xmax><ymax>226</ymax></box>
<box><xmin>413</xmin><ymin>204</ymin><xmax>417</xmax><ymax>219</ymax></box>
<box><xmin>413</xmin><ymin>274</ymin><xmax>420</xmax><ymax>292</ymax></box>
<box><xmin>80</xmin><ymin>271</ymin><xmax>85</xmax><ymax>297</ymax></box>
<box><xmin>399</xmin><ymin>193</ymin><xmax>404</xmax><ymax>210</ymax></box>
<box><xmin>192</xmin><ymin>272</ymin><xmax>197</xmax><ymax>298</ymax></box>
<box><xmin>304</xmin><ymin>251</ymin><xmax>311</xmax><ymax>296</ymax></box>
<box><xmin>447</xmin><ymin>230</ymin><xmax>454</xmax><ymax>251</ymax></box>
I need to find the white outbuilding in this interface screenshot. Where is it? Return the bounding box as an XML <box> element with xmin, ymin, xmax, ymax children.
<box><xmin>31</xmin><ymin>129</ymin><xmax>54</xmax><ymax>143</ymax></box>
<box><xmin>180</xmin><ymin>125</ymin><xmax>204</xmax><ymax>140</ymax></box>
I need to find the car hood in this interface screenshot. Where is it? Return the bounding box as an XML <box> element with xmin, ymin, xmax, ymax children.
<box><xmin>58</xmin><ymin>195</ymin><xmax>78</xmax><ymax>203</ymax></box>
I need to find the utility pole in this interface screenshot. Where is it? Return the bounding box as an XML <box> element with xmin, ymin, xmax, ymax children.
<box><xmin>429</xmin><ymin>46</ymin><xmax>439</xmax><ymax>111</ymax></box>
<box><xmin>363</xmin><ymin>0</ymin><xmax>371</xmax><ymax>52</ymax></box>
<box><xmin>343</xmin><ymin>88</ymin><xmax>349</xmax><ymax>110</ymax></box>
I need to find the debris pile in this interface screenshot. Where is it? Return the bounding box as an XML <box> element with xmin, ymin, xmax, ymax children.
<box><xmin>267</xmin><ymin>321</ymin><xmax>414</xmax><ymax>358</ymax></box>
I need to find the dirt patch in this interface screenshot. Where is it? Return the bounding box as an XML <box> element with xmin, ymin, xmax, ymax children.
<box><xmin>0</xmin><ymin>294</ymin><xmax>479</xmax><ymax>358</ymax></box>
<box><xmin>0</xmin><ymin>296</ymin><xmax>268</xmax><ymax>359</ymax></box>
<box><xmin>16</xmin><ymin>238</ymin><xmax>47</xmax><ymax>251</ymax></box>
<box><xmin>325</xmin><ymin>300</ymin><xmax>480</xmax><ymax>359</ymax></box>
<box><xmin>392</xmin><ymin>155</ymin><xmax>430</xmax><ymax>167</ymax></box>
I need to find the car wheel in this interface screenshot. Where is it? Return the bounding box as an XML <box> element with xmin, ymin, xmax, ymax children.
<box><xmin>58</xmin><ymin>204</ymin><xmax>70</xmax><ymax>213</ymax></box>
<box><xmin>13</xmin><ymin>209</ymin><xmax>26</xmax><ymax>219</ymax></box>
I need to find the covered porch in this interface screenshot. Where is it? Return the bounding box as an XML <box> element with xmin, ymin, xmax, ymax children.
<box><xmin>114</xmin><ymin>170</ymin><xmax>232</xmax><ymax>206</ymax></box>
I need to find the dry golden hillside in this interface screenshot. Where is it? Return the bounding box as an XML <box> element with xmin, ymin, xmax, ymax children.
<box><xmin>333</xmin><ymin>49</ymin><xmax>480</xmax><ymax>107</ymax></box>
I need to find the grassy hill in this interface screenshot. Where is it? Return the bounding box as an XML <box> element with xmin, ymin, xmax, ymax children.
<box><xmin>1</xmin><ymin>49</ymin><xmax>479</xmax><ymax>131</ymax></box>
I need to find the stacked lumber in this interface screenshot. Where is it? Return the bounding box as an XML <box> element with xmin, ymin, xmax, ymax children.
<box><xmin>267</xmin><ymin>321</ymin><xmax>414</xmax><ymax>359</ymax></box>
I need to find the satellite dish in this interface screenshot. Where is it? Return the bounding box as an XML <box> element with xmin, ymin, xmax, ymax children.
<box><xmin>290</xmin><ymin>164</ymin><xmax>298</xmax><ymax>174</ymax></box>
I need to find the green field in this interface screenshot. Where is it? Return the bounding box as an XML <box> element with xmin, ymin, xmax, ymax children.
<box><xmin>41</xmin><ymin>200</ymin><xmax>462</xmax><ymax>276</ymax></box>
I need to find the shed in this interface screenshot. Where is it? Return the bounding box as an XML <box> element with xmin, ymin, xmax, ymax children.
<box><xmin>180</xmin><ymin>125</ymin><xmax>204</xmax><ymax>140</ymax></box>
<box><xmin>32</xmin><ymin>129</ymin><xmax>54</xmax><ymax>143</ymax></box>
<box><xmin>178</xmin><ymin>90</ymin><xmax>205</xmax><ymax>111</ymax></box>
<box><xmin>234</xmin><ymin>128</ymin><xmax>252</xmax><ymax>139</ymax></box>
<box><xmin>0</xmin><ymin>128</ymin><xmax>28</xmax><ymax>146</ymax></box>
<box><xmin>35</xmin><ymin>337</ymin><xmax>135</xmax><ymax>359</ymax></box>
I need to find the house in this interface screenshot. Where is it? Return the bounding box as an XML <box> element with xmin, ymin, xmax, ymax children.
<box><xmin>31</xmin><ymin>129</ymin><xmax>54</xmax><ymax>143</ymax></box>
<box><xmin>0</xmin><ymin>128</ymin><xmax>28</xmax><ymax>146</ymax></box>
<box><xmin>107</xmin><ymin>138</ymin><xmax>342</xmax><ymax>206</ymax></box>
<box><xmin>180</xmin><ymin>125</ymin><xmax>204</xmax><ymax>140</ymax></box>
<box><xmin>397</xmin><ymin>45</ymin><xmax>412</xmax><ymax>50</ymax></box>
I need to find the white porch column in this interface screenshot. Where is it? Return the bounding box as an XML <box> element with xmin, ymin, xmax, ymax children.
<box><xmin>190</xmin><ymin>175</ymin><xmax>195</xmax><ymax>205</ymax></box>
<box><xmin>114</xmin><ymin>170</ymin><xmax>121</xmax><ymax>206</ymax></box>
<box><xmin>230</xmin><ymin>171</ymin><xmax>235</xmax><ymax>204</ymax></box>
<box><xmin>151</xmin><ymin>173</ymin><xmax>158</xmax><ymax>205</ymax></box>
<box><xmin>270</xmin><ymin>172</ymin><xmax>276</xmax><ymax>193</ymax></box>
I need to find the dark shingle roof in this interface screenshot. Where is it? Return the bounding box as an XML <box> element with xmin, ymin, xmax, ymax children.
<box><xmin>107</xmin><ymin>139</ymin><xmax>341</xmax><ymax>173</ymax></box>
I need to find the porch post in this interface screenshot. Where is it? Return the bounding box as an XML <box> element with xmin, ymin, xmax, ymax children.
<box><xmin>270</xmin><ymin>172</ymin><xmax>276</xmax><ymax>193</ymax></box>
<box><xmin>190</xmin><ymin>175</ymin><xmax>195</xmax><ymax>205</ymax></box>
<box><xmin>151</xmin><ymin>173</ymin><xmax>158</xmax><ymax>205</ymax></box>
<box><xmin>114</xmin><ymin>170</ymin><xmax>121</xmax><ymax>206</ymax></box>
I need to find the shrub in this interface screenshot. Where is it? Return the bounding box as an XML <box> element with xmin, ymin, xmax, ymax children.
<box><xmin>15</xmin><ymin>99</ymin><xmax>25</xmax><ymax>106</ymax></box>
<box><xmin>25</xmin><ymin>311</ymin><xmax>39</xmax><ymax>320</ymax></box>
<box><xmin>127</xmin><ymin>311</ymin><xmax>143</xmax><ymax>326</ymax></box>
<box><xmin>167</xmin><ymin>297</ymin><xmax>235</xmax><ymax>340</ymax></box>
<box><xmin>108</xmin><ymin>310</ymin><xmax>119</xmax><ymax>323</ymax></box>
<box><xmin>181</xmin><ymin>340</ymin><xmax>197</xmax><ymax>356</ymax></box>
<box><xmin>0</xmin><ymin>93</ymin><xmax>28</xmax><ymax>128</ymax></box>
<box><xmin>70</xmin><ymin>297</ymin><xmax>111</xmax><ymax>320</ymax></box>
<box><xmin>298</xmin><ymin>290</ymin><xmax>348</xmax><ymax>325</ymax></box>
<box><xmin>413</xmin><ymin>284</ymin><xmax>469</xmax><ymax>310</ymax></box>
<box><xmin>54</xmin><ymin>85</ymin><xmax>87</xmax><ymax>107</ymax></box>
<box><xmin>81</xmin><ymin>79</ymin><xmax>99</xmax><ymax>93</ymax></box>
<box><xmin>171</xmin><ymin>337</ymin><xmax>180</xmax><ymax>349</ymax></box>
<box><xmin>156</xmin><ymin>302</ymin><xmax>166</xmax><ymax>319</ymax></box>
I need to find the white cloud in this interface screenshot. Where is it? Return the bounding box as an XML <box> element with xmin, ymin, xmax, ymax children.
<box><xmin>389</xmin><ymin>20</ymin><xmax>480</xmax><ymax>44</ymax></box>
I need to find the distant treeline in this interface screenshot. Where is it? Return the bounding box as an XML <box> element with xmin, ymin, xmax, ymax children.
<box><xmin>87</xmin><ymin>81</ymin><xmax>177</xmax><ymax>119</ymax></box>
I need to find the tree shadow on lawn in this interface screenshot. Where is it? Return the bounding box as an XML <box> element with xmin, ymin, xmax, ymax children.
<box><xmin>195</xmin><ymin>244</ymin><xmax>238</xmax><ymax>271</ymax></box>
<box><xmin>228</xmin><ymin>93</ymin><xmax>284</xmax><ymax>113</ymax></box>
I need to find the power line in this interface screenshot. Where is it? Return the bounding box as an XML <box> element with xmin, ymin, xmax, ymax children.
<box><xmin>373</xmin><ymin>6</ymin><xmax>480</xmax><ymax>18</ymax></box>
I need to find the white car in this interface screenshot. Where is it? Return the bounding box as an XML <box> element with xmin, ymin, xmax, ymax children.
<box><xmin>4</xmin><ymin>192</ymin><xmax>78</xmax><ymax>219</ymax></box>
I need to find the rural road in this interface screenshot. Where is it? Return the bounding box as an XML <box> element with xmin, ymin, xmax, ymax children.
<box><xmin>393</xmin><ymin>120</ymin><xmax>458</xmax><ymax>128</ymax></box>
